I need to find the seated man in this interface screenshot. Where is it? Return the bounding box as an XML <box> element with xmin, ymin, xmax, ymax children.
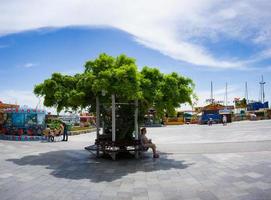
<box><xmin>140</xmin><ymin>127</ymin><xmax>159</xmax><ymax>158</ymax></box>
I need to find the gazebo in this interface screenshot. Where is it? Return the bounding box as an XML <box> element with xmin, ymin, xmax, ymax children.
<box><xmin>34</xmin><ymin>54</ymin><xmax>195</xmax><ymax>159</ymax></box>
<box><xmin>86</xmin><ymin>94</ymin><xmax>140</xmax><ymax>160</ymax></box>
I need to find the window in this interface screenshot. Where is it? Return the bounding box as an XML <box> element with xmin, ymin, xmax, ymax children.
<box><xmin>25</xmin><ymin>114</ymin><xmax>37</xmax><ymax>125</ymax></box>
<box><xmin>37</xmin><ymin>114</ymin><xmax>45</xmax><ymax>125</ymax></box>
<box><xmin>12</xmin><ymin>113</ymin><xmax>25</xmax><ymax>126</ymax></box>
<box><xmin>3</xmin><ymin>113</ymin><xmax>12</xmax><ymax>126</ymax></box>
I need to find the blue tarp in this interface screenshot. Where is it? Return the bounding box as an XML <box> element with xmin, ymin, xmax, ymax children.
<box><xmin>201</xmin><ymin>113</ymin><xmax>222</xmax><ymax>124</ymax></box>
<box><xmin>247</xmin><ymin>102</ymin><xmax>269</xmax><ymax>111</ymax></box>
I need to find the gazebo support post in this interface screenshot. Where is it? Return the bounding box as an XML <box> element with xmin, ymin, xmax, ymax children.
<box><xmin>112</xmin><ymin>94</ymin><xmax>116</xmax><ymax>143</ymax></box>
<box><xmin>134</xmin><ymin>99</ymin><xmax>139</xmax><ymax>158</ymax></box>
<box><xmin>112</xmin><ymin>94</ymin><xmax>116</xmax><ymax>160</ymax></box>
<box><xmin>96</xmin><ymin>96</ymin><xmax>100</xmax><ymax>157</ymax></box>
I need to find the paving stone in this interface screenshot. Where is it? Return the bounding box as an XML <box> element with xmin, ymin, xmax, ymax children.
<box><xmin>255</xmin><ymin>181</ymin><xmax>271</xmax><ymax>190</ymax></box>
<box><xmin>197</xmin><ymin>191</ymin><xmax>219</xmax><ymax>200</ymax></box>
<box><xmin>245</xmin><ymin>172</ymin><xmax>263</xmax><ymax>179</ymax></box>
<box><xmin>233</xmin><ymin>181</ymin><xmax>254</xmax><ymax>190</ymax></box>
<box><xmin>1</xmin><ymin>120</ymin><xmax>271</xmax><ymax>200</ymax></box>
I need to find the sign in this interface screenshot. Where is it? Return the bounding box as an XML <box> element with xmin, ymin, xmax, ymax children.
<box><xmin>219</xmin><ymin>109</ymin><xmax>231</xmax><ymax>114</ymax></box>
<box><xmin>206</xmin><ymin>99</ymin><xmax>224</xmax><ymax>104</ymax></box>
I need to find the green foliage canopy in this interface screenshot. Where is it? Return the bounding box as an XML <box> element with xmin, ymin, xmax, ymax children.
<box><xmin>234</xmin><ymin>98</ymin><xmax>247</xmax><ymax>108</ymax></box>
<box><xmin>34</xmin><ymin>53</ymin><xmax>195</xmax><ymax>117</ymax></box>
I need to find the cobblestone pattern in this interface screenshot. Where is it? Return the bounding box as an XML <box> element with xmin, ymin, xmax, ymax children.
<box><xmin>0</xmin><ymin>120</ymin><xmax>271</xmax><ymax>200</ymax></box>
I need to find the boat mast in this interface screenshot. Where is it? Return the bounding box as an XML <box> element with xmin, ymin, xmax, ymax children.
<box><xmin>211</xmin><ymin>81</ymin><xmax>214</xmax><ymax>104</ymax></box>
<box><xmin>225</xmin><ymin>82</ymin><xmax>228</xmax><ymax>108</ymax></box>
<box><xmin>245</xmin><ymin>82</ymin><xmax>249</xmax><ymax>103</ymax></box>
<box><xmin>259</xmin><ymin>75</ymin><xmax>266</xmax><ymax>103</ymax></box>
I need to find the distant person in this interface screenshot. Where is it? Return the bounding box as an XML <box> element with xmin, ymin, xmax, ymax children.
<box><xmin>208</xmin><ymin>118</ymin><xmax>213</xmax><ymax>126</ymax></box>
<box><xmin>250</xmin><ymin>113</ymin><xmax>257</xmax><ymax>121</ymax></box>
<box><xmin>91</xmin><ymin>118</ymin><xmax>97</xmax><ymax>127</ymax></box>
<box><xmin>222</xmin><ymin>115</ymin><xmax>227</xmax><ymax>126</ymax></box>
<box><xmin>61</xmin><ymin>122</ymin><xmax>68</xmax><ymax>141</ymax></box>
<box><xmin>161</xmin><ymin>119</ymin><xmax>164</xmax><ymax>125</ymax></box>
<box><xmin>140</xmin><ymin>127</ymin><xmax>159</xmax><ymax>158</ymax></box>
<box><xmin>44</xmin><ymin>125</ymin><xmax>52</xmax><ymax>139</ymax></box>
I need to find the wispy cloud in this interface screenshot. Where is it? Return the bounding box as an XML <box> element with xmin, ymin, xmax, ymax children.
<box><xmin>60</xmin><ymin>69</ymin><xmax>81</xmax><ymax>75</ymax></box>
<box><xmin>0</xmin><ymin>44</ymin><xmax>9</xmax><ymax>48</ymax></box>
<box><xmin>0</xmin><ymin>89</ymin><xmax>57</xmax><ymax>114</ymax></box>
<box><xmin>262</xmin><ymin>66</ymin><xmax>271</xmax><ymax>72</ymax></box>
<box><xmin>23</xmin><ymin>62</ymin><xmax>38</xmax><ymax>68</ymax></box>
<box><xmin>0</xmin><ymin>90</ymin><xmax>37</xmax><ymax>106</ymax></box>
<box><xmin>195</xmin><ymin>84</ymin><xmax>240</xmax><ymax>106</ymax></box>
<box><xmin>0</xmin><ymin>0</ymin><xmax>271</xmax><ymax>69</ymax></box>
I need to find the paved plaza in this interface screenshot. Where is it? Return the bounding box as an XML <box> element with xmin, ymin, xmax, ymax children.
<box><xmin>1</xmin><ymin>120</ymin><xmax>271</xmax><ymax>200</ymax></box>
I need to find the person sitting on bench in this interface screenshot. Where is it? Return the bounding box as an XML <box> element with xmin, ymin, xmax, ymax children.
<box><xmin>140</xmin><ymin>127</ymin><xmax>159</xmax><ymax>158</ymax></box>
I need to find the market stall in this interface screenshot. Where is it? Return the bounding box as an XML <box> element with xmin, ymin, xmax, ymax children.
<box><xmin>0</xmin><ymin>107</ymin><xmax>47</xmax><ymax>140</ymax></box>
<box><xmin>200</xmin><ymin>103</ymin><xmax>234</xmax><ymax>124</ymax></box>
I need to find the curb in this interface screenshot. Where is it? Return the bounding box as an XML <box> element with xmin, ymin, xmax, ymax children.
<box><xmin>0</xmin><ymin>134</ymin><xmax>47</xmax><ymax>141</ymax></box>
<box><xmin>69</xmin><ymin>128</ymin><xmax>96</xmax><ymax>136</ymax></box>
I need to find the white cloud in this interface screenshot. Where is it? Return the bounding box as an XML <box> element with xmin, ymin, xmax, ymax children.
<box><xmin>262</xmin><ymin>66</ymin><xmax>271</xmax><ymax>72</ymax></box>
<box><xmin>0</xmin><ymin>44</ymin><xmax>9</xmax><ymax>48</ymax></box>
<box><xmin>0</xmin><ymin>90</ymin><xmax>57</xmax><ymax>114</ymax></box>
<box><xmin>195</xmin><ymin>84</ymin><xmax>240</xmax><ymax>107</ymax></box>
<box><xmin>180</xmin><ymin>84</ymin><xmax>241</xmax><ymax>110</ymax></box>
<box><xmin>23</xmin><ymin>62</ymin><xmax>38</xmax><ymax>68</ymax></box>
<box><xmin>0</xmin><ymin>0</ymin><xmax>271</xmax><ymax>69</ymax></box>
<box><xmin>60</xmin><ymin>69</ymin><xmax>81</xmax><ymax>76</ymax></box>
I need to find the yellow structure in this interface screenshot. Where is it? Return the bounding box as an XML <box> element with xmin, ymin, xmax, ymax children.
<box><xmin>163</xmin><ymin>117</ymin><xmax>184</xmax><ymax>125</ymax></box>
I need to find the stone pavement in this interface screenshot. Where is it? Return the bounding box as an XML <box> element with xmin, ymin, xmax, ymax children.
<box><xmin>0</xmin><ymin>120</ymin><xmax>271</xmax><ymax>200</ymax></box>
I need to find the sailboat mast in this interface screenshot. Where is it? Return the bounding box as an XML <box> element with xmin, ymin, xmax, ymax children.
<box><xmin>259</xmin><ymin>75</ymin><xmax>266</xmax><ymax>103</ymax></box>
<box><xmin>211</xmin><ymin>81</ymin><xmax>214</xmax><ymax>103</ymax></box>
<box><xmin>225</xmin><ymin>82</ymin><xmax>228</xmax><ymax>108</ymax></box>
<box><xmin>245</xmin><ymin>82</ymin><xmax>248</xmax><ymax>103</ymax></box>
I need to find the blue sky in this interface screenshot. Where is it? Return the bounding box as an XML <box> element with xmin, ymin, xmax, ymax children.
<box><xmin>0</xmin><ymin>0</ymin><xmax>271</xmax><ymax>112</ymax></box>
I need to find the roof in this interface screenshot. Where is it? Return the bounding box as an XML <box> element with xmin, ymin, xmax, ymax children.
<box><xmin>202</xmin><ymin>103</ymin><xmax>225</xmax><ymax>111</ymax></box>
<box><xmin>4</xmin><ymin>107</ymin><xmax>46</xmax><ymax>114</ymax></box>
<box><xmin>202</xmin><ymin>103</ymin><xmax>234</xmax><ymax>111</ymax></box>
<box><xmin>0</xmin><ymin>102</ymin><xmax>19</xmax><ymax>110</ymax></box>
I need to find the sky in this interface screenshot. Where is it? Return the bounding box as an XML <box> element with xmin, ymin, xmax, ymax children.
<box><xmin>0</xmin><ymin>0</ymin><xmax>271</xmax><ymax>113</ymax></box>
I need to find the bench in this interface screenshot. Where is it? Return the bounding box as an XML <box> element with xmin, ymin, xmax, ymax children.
<box><xmin>85</xmin><ymin>138</ymin><xmax>148</xmax><ymax>160</ymax></box>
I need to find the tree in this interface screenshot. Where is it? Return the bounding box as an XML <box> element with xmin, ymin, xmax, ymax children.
<box><xmin>140</xmin><ymin>67</ymin><xmax>194</xmax><ymax>118</ymax></box>
<box><xmin>34</xmin><ymin>53</ymin><xmax>195</xmax><ymax>140</ymax></box>
<box><xmin>234</xmin><ymin>98</ymin><xmax>247</xmax><ymax>108</ymax></box>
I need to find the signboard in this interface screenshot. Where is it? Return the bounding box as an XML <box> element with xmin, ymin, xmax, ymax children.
<box><xmin>219</xmin><ymin>109</ymin><xmax>232</xmax><ymax>114</ymax></box>
<box><xmin>58</xmin><ymin>115</ymin><xmax>80</xmax><ymax>125</ymax></box>
<box><xmin>205</xmin><ymin>99</ymin><xmax>224</xmax><ymax>104</ymax></box>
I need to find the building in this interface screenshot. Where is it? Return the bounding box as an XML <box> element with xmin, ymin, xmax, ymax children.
<box><xmin>199</xmin><ymin>103</ymin><xmax>234</xmax><ymax>124</ymax></box>
<box><xmin>0</xmin><ymin>101</ymin><xmax>19</xmax><ymax>130</ymax></box>
<box><xmin>0</xmin><ymin>101</ymin><xmax>19</xmax><ymax>110</ymax></box>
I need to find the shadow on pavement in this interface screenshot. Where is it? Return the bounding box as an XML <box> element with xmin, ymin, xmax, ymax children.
<box><xmin>7</xmin><ymin>149</ymin><xmax>193</xmax><ymax>182</ymax></box>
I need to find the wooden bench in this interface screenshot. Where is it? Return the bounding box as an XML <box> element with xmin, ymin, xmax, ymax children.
<box><xmin>85</xmin><ymin>138</ymin><xmax>148</xmax><ymax>160</ymax></box>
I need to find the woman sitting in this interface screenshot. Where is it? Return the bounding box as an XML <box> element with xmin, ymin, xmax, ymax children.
<box><xmin>140</xmin><ymin>127</ymin><xmax>159</xmax><ymax>158</ymax></box>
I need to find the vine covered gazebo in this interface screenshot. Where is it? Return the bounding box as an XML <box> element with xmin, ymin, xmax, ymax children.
<box><xmin>34</xmin><ymin>53</ymin><xmax>195</xmax><ymax>159</ymax></box>
<box><xmin>93</xmin><ymin>95</ymin><xmax>140</xmax><ymax>160</ymax></box>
